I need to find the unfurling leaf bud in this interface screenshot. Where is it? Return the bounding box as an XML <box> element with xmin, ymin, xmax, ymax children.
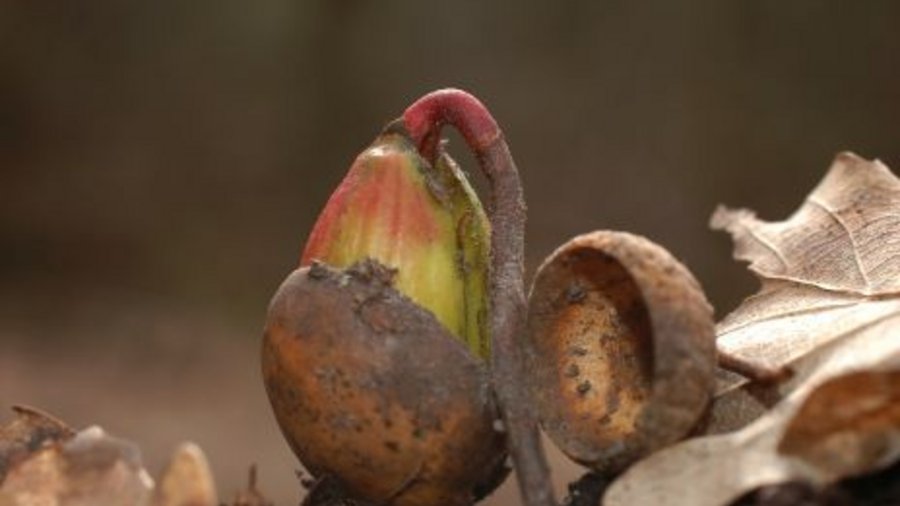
<box><xmin>300</xmin><ymin>125</ymin><xmax>490</xmax><ymax>358</ymax></box>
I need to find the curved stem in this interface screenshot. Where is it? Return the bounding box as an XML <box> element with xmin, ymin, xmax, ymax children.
<box><xmin>404</xmin><ymin>89</ymin><xmax>556</xmax><ymax>506</ymax></box>
<box><xmin>403</xmin><ymin>89</ymin><xmax>502</xmax><ymax>163</ymax></box>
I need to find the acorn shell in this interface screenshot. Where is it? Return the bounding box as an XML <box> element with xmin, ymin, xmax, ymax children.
<box><xmin>525</xmin><ymin>231</ymin><xmax>716</xmax><ymax>472</ymax></box>
<box><xmin>262</xmin><ymin>260</ymin><xmax>506</xmax><ymax>506</ymax></box>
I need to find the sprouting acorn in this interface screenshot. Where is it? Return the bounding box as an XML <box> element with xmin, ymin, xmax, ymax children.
<box><xmin>524</xmin><ymin>231</ymin><xmax>717</xmax><ymax>473</ymax></box>
<box><xmin>262</xmin><ymin>93</ymin><xmax>510</xmax><ymax>506</ymax></box>
<box><xmin>299</xmin><ymin>123</ymin><xmax>491</xmax><ymax>358</ymax></box>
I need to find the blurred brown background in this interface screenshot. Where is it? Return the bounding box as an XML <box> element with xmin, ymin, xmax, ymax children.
<box><xmin>2</xmin><ymin>2</ymin><xmax>899</xmax><ymax>504</ymax></box>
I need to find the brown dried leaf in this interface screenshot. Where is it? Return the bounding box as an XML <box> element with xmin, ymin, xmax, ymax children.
<box><xmin>777</xmin><ymin>369</ymin><xmax>900</xmax><ymax>481</ymax></box>
<box><xmin>604</xmin><ymin>153</ymin><xmax>900</xmax><ymax>506</ymax></box>
<box><xmin>0</xmin><ymin>406</ymin><xmax>74</xmax><ymax>483</ymax></box>
<box><xmin>708</xmin><ymin>153</ymin><xmax>900</xmax><ymax>430</ymax></box>
<box><xmin>0</xmin><ymin>409</ymin><xmax>235</xmax><ymax>506</ymax></box>
<box><xmin>604</xmin><ymin>363</ymin><xmax>900</xmax><ymax>506</ymax></box>
<box><xmin>0</xmin><ymin>425</ymin><xmax>154</xmax><ymax>506</ymax></box>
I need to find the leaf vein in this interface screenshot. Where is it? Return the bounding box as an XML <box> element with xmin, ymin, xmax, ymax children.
<box><xmin>718</xmin><ymin>299</ymin><xmax>863</xmax><ymax>337</ymax></box>
<box><xmin>742</xmin><ymin>225</ymin><xmax>790</xmax><ymax>272</ymax></box>
<box><xmin>806</xmin><ymin>195</ymin><xmax>871</xmax><ymax>292</ymax></box>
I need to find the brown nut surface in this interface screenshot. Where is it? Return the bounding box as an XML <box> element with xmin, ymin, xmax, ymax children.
<box><xmin>262</xmin><ymin>260</ymin><xmax>507</xmax><ymax>506</ymax></box>
<box><xmin>525</xmin><ymin>231</ymin><xmax>716</xmax><ymax>472</ymax></box>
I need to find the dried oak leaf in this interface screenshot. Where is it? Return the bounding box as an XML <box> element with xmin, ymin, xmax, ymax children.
<box><xmin>708</xmin><ymin>152</ymin><xmax>900</xmax><ymax>432</ymax></box>
<box><xmin>0</xmin><ymin>407</ymin><xmax>221</xmax><ymax>506</ymax></box>
<box><xmin>0</xmin><ymin>425</ymin><xmax>154</xmax><ymax>506</ymax></box>
<box><xmin>777</xmin><ymin>368</ymin><xmax>900</xmax><ymax>481</ymax></box>
<box><xmin>604</xmin><ymin>153</ymin><xmax>900</xmax><ymax>506</ymax></box>
<box><xmin>0</xmin><ymin>406</ymin><xmax>74</xmax><ymax>483</ymax></box>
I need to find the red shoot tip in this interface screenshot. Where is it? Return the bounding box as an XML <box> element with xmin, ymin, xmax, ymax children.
<box><xmin>402</xmin><ymin>88</ymin><xmax>501</xmax><ymax>161</ymax></box>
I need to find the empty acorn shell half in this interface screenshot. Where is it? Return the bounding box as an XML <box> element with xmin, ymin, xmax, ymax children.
<box><xmin>262</xmin><ymin>259</ymin><xmax>507</xmax><ymax>506</ymax></box>
<box><xmin>524</xmin><ymin>231</ymin><xmax>716</xmax><ymax>472</ymax></box>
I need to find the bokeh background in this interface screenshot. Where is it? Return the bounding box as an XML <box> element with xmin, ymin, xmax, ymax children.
<box><xmin>3</xmin><ymin>2</ymin><xmax>900</xmax><ymax>504</ymax></box>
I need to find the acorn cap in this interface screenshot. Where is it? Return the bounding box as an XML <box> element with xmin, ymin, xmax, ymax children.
<box><xmin>262</xmin><ymin>260</ymin><xmax>506</xmax><ymax>506</ymax></box>
<box><xmin>525</xmin><ymin>231</ymin><xmax>716</xmax><ymax>472</ymax></box>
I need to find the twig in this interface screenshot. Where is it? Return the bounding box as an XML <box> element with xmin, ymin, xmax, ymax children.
<box><xmin>717</xmin><ymin>350</ymin><xmax>794</xmax><ymax>384</ymax></box>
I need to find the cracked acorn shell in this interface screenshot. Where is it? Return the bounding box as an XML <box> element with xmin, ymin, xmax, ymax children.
<box><xmin>524</xmin><ymin>231</ymin><xmax>716</xmax><ymax>472</ymax></box>
<box><xmin>262</xmin><ymin>260</ymin><xmax>506</xmax><ymax>506</ymax></box>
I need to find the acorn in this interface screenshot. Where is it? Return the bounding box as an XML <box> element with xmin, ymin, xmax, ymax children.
<box><xmin>524</xmin><ymin>231</ymin><xmax>716</xmax><ymax>472</ymax></box>
<box><xmin>262</xmin><ymin>105</ymin><xmax>505</xmax><ymax>506</ymax></box>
